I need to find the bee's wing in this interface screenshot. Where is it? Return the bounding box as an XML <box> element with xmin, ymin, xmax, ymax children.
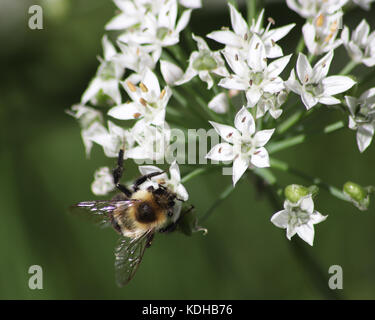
<box><xmin>114</xmin><ymin>229</ymin><xmax>155</xmax><ymax>287</ymax></box>
<box><xmin>69</xmin><ymin>200</ymin><xmax>136</xmax><ymax>227</ymax></box>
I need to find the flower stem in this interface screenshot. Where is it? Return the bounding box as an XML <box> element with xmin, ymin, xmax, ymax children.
<box><xmin>270</xmin><ymin>158</ymin><xmax>349</xmax><ymax>202</ymax></box>
<box><xmin>246</xmin><ymin>0</ymin><xmax>257</xmax><ymax>25</ymax></box>
<box><xmin>277</xmin><ymin>109</ymin><xmax>304</xmax><ymax>135</ymax></box>
<box><xmin>227</xmin><ymin>0</ymin><xmax>238</xmax><ymax>9</ymax></box>
<box><xmin>269</xmin><ymin>120</ymin><xmax>345</xmax><ymax>154</ymax></box>
<box><xmin>339</xmin><ymin>60</ymin><xmax>358</xmax><ymax>76</ymax></box>
<box><xmin>295</xmin><ymin>36</ymin><xmax>305</xmax><ymax>54</ymax></box>
<box><xmin>200</xmin><ymin>184</ymin><xmax>235</xmax><ymax>222</ymax></box>
<box><xmin>181</xmin><ymin>167</ymin><xmax>209</xmax><ymax>184</ymax></box>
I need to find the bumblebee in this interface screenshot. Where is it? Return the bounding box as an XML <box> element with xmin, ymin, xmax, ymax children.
<box><xmin>71</xmin><ymin>149</ymin><xmax>189</xmax><ymax>286</ymax></box>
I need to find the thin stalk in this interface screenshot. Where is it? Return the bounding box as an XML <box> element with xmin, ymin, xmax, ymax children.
<box><xmin>246</xmin><ymin>0</ymin><xmax>257</xmax><ymax>25</ymax></box>
<box><xmin>200</xmin><ymin>184</ymin><xmax>235</xmax><ymax>222</ymax></box>
<box><xmin>270</xmin><ymin>158</ymin><xmax>349</xmax><ymax>202</ymax></box>
<box><xmin>181</xmin><ymin>167</ymin><xmax>209</xmax><ymax>184</ymax></box>
<box><xmin>269</xmin><ymin>120</ymin><xmax>345</xmax><ymax>154</ymax></box>
<box><xmin>295</xmin><ymin>36</ymin><xmax>305</xmax><ymax>54</ymax></box>
<box><xmin>339</xmin><ymin>60</ymin><xmax>358</xmax><ymax>76</ymax></box>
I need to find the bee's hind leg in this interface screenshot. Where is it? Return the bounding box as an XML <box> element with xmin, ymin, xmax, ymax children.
<box><xmin>113</xmin><ymin>149</ymin><xmax>132</xmax><ymax>197</ymax></box>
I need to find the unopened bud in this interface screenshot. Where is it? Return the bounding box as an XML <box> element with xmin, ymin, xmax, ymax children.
<box><xmin>284</xmin><ymin>184</ymin><xmax>309</xmax><ymax>203</ymax></box>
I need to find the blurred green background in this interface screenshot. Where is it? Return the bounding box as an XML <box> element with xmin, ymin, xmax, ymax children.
<box><xmin>1</xmin><ymin>0</ymin><xmax>375</xmax><ymax>299</ymax></box>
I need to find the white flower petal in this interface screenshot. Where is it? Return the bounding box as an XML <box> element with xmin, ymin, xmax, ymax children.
<box><xmin>301</xmin><ymin>91</ymin><xmax>318</xmax><ymax>110</ymax></box>
<box><xmin>160</xmin><ymin>60</ymin><xmax>183</xmax><ymax>85</ymax></box>
<box><xmin>108</xmin><ymin>103</ymin><xmax>142</xmax><ymax>120</ymax></box>
<box><xmin>205</xmin><ymin>142</ymin><xmax>235</xmax><ymax>161</ymax></box>
<box><xmin>296</xmin><ymin>53</ymin><xmax>312</xmax><ymax>84</ymax></box>
<box><xmin>232</xmin><ymin>156</ymin><xmax>249</xmax><ymax>186</ymax></box>
<box><xmin>271</xmin><ymin>210</ymin><xmax>289</xmax><ymax>228</ymax></box>
<box><xmin>267</xmin><ymin>54</ymin><xmax>292</xmax><ymax>78</ymax></box>
<box><xmin>208</xmin><ymin>93</ymin><xmax>229</xmax><ymax>114</ymax></box>
<box><xmin>234</xmin><ymin>106</ymin><xmax>256</xmax><ymax>136</ymax></box>
<box><xmin>253</xmin><ymin>129</ymin><xmax>275</xmax><ymax>147</ymax></box>
<box><xmin>210</xmin><ymin>121</ymin><xmax>240</xmax><ymax>143</ymax></box>
<box><xmin>322</xmin><ymin>76</ymin><xmax>356</xmax><ymax>96</ymax></box>
<box><xmin>229</xmin><ymin>3</ymin><xmax>248</xmax><ymax>36</ymax></box>
<box><xmin>296</xmin><ymin>224</ymin><xmax>315</xmax><ymax>246</ymax></box>
<box><xmin>206</xmin><ymin>30</ymin><xmax>242</xmax><ymax>47</ymax></box>
<box><xmin>219</xmin><ymin>76</ymin><xmax>248</xmax><ymax>91</ymax></box>
<box><xmin>251</xmin><ymin>147</ymin><xmax>270</xmax><ymax>168</ymax></box>
<box><xmin>357</xmin><ymin>123</ymin><xmax>375</xmax><ymax>152</ymax></box>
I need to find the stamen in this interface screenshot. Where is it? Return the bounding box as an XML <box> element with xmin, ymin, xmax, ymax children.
<box><xmin>160</xmin><ymin>89</ymin><xmax>166</xmax><ymax>99</ymax></box>
<box><xmin>139</xmin><ymin>98</ymin><xmax>147</xmax><ymax>106</ymax></box>
<box><xmin>316</xmin><ymin>14</ymin><xmax>324</xmax><ymax>27</ymax></box>
<box><xmin>139</xmin><ymin>82</ymin><xmax>148</xmax><ymax>92</ymax></box>
<box><xmin>133</xmin><ymin>113</ymin><xmax>141</xmax><ymax>118</ymax></box>
<box><xmin>126</xmin><ymin>81</ymin><xmax>137</xmax><ymax>92</ymax></box>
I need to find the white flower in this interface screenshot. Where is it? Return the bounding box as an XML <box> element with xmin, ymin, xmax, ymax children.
<box><xmin>67</xmin><ymin>104</ymin><xmax>103</xmax><ymax>157</ymax></box>
<box><xmin>206</xmin><ymin>107</ymin><xmax>275</xmax><ymax>186</ymax></box>
<box><xmin>126</xmin><ymin>120</ymin><xmax>171</xmax><ymax>161</ymax></box>
<box><xmin>286</xmin><ymin>0</ymin><xmax>348</xmax><ymax>18</ymax></box>
<box><xmin>81</xmin><ymin>35</ymin><xmax>124</xmax><ymax>106</ymax></box>
<box><xmin>118</xmin><ymin>0</ymin><xmax>191</xmax><ymax>62</ymax></box>
<box><xmin>256</xmin><ymin>90</ymin><xmax>288</xmax><ymax>119</ymax></box>
<box><xmin>108</xmin><ymin>68</ymin><xmax>171</xmax><ymax>125</ymax></box>
<box><xmin>207</xmin><ymin>4</ymin><xmax>295</xmax><ymax>59</ymax></box>
<box><xmin>286</xmin><ymin>51</ymin><xmax>356</xmax><ymax>110</ymax></box>
<box><xmin>303</xmin><ymin>11</ymin><xmax>343</xmax><ymax>56</ymax></box>
<box><xmin>175</xmin><ymin>34</ymin><xmax>229</xmax><ymax>89</ymax></box>
<box><xmin>91</xmin><ymin>167</ymin><xmax>115</xmax><ymax>196</ymax></box>
<box><xmin>138</xmin><ymin>160</ymin><xmax>188</xmax><ymax>222</ymax></box>
<box><xmin>208</xmin><ymin>93</ymin><xmax>229</xmax><ymax>114</ymax></box>
<box><xmin>352</xmin><ymin>0</ymin><xmax>375</xmax><ymax>10</ymax></box>
<box><xmin>341</xmin><ymin>19</ymin><xmax>375</xmax><ymax>67</ymax></box>
<box><xmin>160</xmin><ymin>59</ymin><xmax>184</xmax><ymax>85</ymax></box>
<box><xmin>219</xmin><ymin>40</ymin><xmax>291</xmax><ymax>108</ymax></box>
<box><xmin>345</xmin><ymin>88</ymin><xmax>375</xmax><ymax>152</ymax></box>
<box><xmin>87</xmin><ymin>121</ymin><xmax>135</xmax><ymax>158</ymax></box>
<box><xmin>105</xmin><ymin>0</ymin><xmax>165</xmax><ymax>31</ymax></box>
<box><xmin>114</xmin><ymin>41</ymin><xmax>156</xmax><ymax>74</ymax></box>
<box><xmin>271</xmin><ymin>194</ymin><xmax>328</xmax><ymax>246</ymax></box>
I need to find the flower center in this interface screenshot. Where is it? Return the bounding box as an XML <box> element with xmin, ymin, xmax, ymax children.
<box><xmin>305</xmin><ymin>82</ymin><xmax>323</xmax><ymax>96</ymax></box>
<box><xmin>192</xmin><ymin>52</ymin><xmax>217</xmax><ymax>71</ymax></box>
<box><xmin>157</xmin><ymin>27</ymin><xmax>170</xmax><ymax>40</ymax></box>
<box><xmin>289</xmin><ymin>207</ymin><xmax>310</xmax><ymax>227</ymax></box>
<box><xmin>250</xmin><ymin>72</ymin><xmax>264</xmax><ymax>86</ymax></box>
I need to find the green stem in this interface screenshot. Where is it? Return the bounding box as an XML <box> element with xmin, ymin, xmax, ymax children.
<box><xmin>181</xmin><ymin>167</ymin><xmax>209</xmax><ymax>184</ymax></box>
<box><xmin>339</xmin><ymin>60</ymin><xmax>358</xmax><ymax>76</ymax></box>
<box><xmin>269</xmin><ymin>120</ymin><xmax>345</xmax><ymax>154</ymax></box>
<box><xmin>246</xmin><ymin>0</ymin><xmax>257</xmax><ymax>25</ymax></box>
<box><xmin>277</xmin><ymin>109</ymin><xmax>304</xmax><ymax>135</ymax></box>
<box><xmin>227</xmin><ymin>0</ymin><xmax>238</xmax><ymax>9</ymax></box>
<box><xmin>200</xmin><ymin>184</ymin><xmax>235</xmax><ymax>221</ymax></box>
<box><xmin>295</xmin><ymin>36</ymin><xmax>305</xmax><ymax>54</ymax></box>
<box><xmin>270</xmin><ymin>158</ymin><xmax>349</xmax><ymax>202</ymax></box>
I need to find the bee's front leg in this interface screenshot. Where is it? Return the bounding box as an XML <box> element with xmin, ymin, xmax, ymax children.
<box><xmin>113</xmin><ymin>149</ymin><xmax>132</xmax><ymax>197</ymax></box>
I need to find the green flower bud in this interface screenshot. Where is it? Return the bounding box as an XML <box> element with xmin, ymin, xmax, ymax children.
<box><xmin>343</xmin><ymin>181</ymin><xmax>367</xmax><ymax>203</ymax></box>
<box><xmin>343</xmin><ymin>181</ymin><xmax>370</xmax><ymax>211</ymax></box>
<box><xmin>284</xmin><ymin>184</ymin><xmax>310</xmax><ymax>203</ymax></box>
<box><xmin>192</xmin><ymin>53</ymin><xmax>217</xmax><ymax>71</ymax></box>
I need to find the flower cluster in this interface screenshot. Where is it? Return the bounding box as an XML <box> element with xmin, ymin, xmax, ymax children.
<box><xmin>69</xmin><ymin>1</ymin><xmax>375</xmax><ymax>247</ymax></box>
